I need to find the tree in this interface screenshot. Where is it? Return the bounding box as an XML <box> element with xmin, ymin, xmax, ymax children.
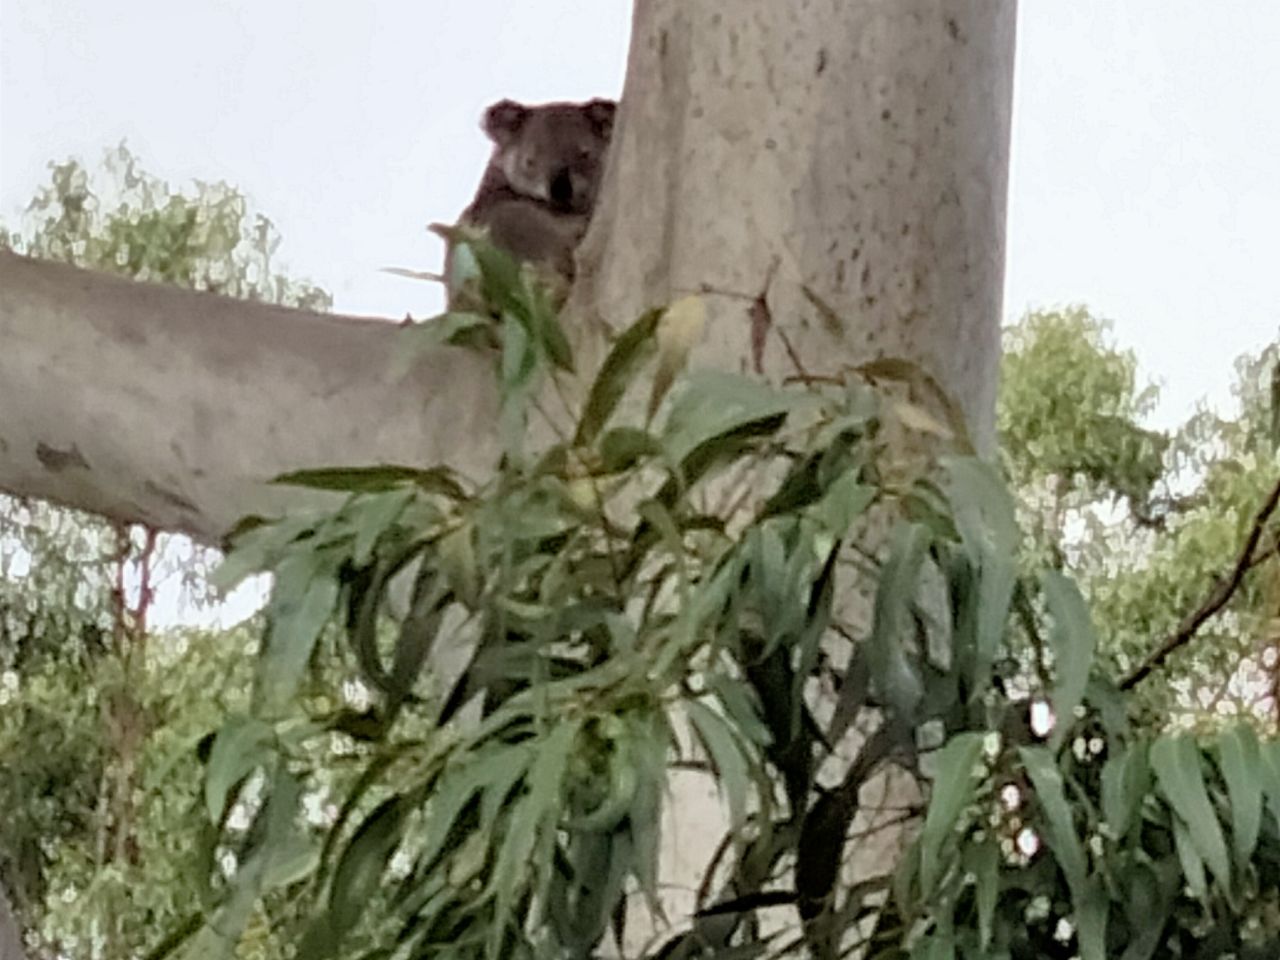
<box><xmin>999</xmin><ymin>306</ymin><xmax>1280</xmax><ymax>728</ymax></box>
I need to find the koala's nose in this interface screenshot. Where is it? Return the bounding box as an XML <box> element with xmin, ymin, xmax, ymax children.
<box><xmin>549</xmin><ymin>169</ymin><xmax>575</xmax><ymax>210</ymax></box>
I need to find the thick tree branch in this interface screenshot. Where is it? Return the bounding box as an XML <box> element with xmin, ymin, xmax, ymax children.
<box><xmin>0</xmin><ymin>251</ymin><xmax>499</xmax><ymax>543</ymax></box>
<box><xmin>1121</xmin><ymin>474</ymin><xmax>1280</xmax><ymax>690</ymax></box>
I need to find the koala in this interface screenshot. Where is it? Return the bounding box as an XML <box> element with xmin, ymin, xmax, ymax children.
<box><xmin>450</xmin><ymin>97</ymin><xmax>616</xmax><ymax>289</ymax></box>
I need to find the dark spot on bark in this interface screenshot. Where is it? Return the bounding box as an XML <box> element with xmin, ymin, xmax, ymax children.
<box><xmin>850</xmin><ymin>246</ymin><xmax>861</xmax><ymax>261</ymax></box>
<box><xmin>881</xmin><ymin>108</ymin><xmax>891</xmax><ymax>121</ymax></box>
<box><xmin>749</xmin><ymin>295</ymin><xmax>771</xmax><ymax>375</ymax></box>
<box><xmin>764</xmin><ymin>137</ymin><xmax>777</xmax><ymax>150</ymax></box>
<box><xmin>659</xmin><ymin>29</ymin><xmax>668</xmax><ymax>58</ymax></box>
<box><xmin>902</xmin><ymin>223</ymin><xmax>911</xmax><ymax>236</ymax></box>
<box><xmin>816</xmin><ymin>48</ymin><xmax>827</xmax><ymax>75</ymax></box>
<box><xmin>861</xmin><ymin>263</ymin><xmax>871</xmax><ymax>288</ymax></box>
<box><xmin>144</xmin><ymin>480</ymin><xmax>198</xmax><ymax>516</ymax></box>
<box><xmin>36</xmin><ymin>442</ymin><xmax>89</xmax><ymax>473</ymax></box>
<box><xmin>946</xmin><ymin>17</ymin><xmax>962</xmax><ymax>41</ymax></box>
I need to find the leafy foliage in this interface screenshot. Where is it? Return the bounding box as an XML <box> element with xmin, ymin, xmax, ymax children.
<box><xmin>999</xmin><ymin>308</ymin><xmax>1280</xmax><ymax>728</ymax></box>
<box><xmin>182</xmin><ymin>243</ymin><xmax>1280</xmax><ymax>960</ymax></box>
<box><xmin>0</xmin><ymin>145</ymin><xmax>332</xmax><ymax>960</ymax></box>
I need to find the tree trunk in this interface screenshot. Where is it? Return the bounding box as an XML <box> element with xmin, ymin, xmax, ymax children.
<box><xmin>574</xmin><ymin>0</ymin><xmax>1014</xmax><ymax>452</ymax></box>
<box><xmin>0</xmin><ymin>252</ymin><xmax>499</xmax><ymax>543</ymax></box>
<box><xmin>571</xmin><ymin>0</ymin><xmax>1016</xmax><ymax>947</ymax></box>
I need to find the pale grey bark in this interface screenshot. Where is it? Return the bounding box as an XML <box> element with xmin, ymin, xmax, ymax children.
<box><xmin>0</xmin><ymin>251</ymin><xmax>499</xmax><ymax>543</ymax></box>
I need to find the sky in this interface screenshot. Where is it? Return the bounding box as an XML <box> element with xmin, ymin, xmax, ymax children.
<box><xmin>2</xmin><ymin>1</ymin><xmax>1277</xmax><ymax>433</ymax></box>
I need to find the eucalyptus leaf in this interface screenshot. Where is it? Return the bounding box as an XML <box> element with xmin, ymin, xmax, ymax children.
<box><xmin>1150</xmin><ymin>735</ymin><xmax>1232</xmax><ymax>892</ymax></box>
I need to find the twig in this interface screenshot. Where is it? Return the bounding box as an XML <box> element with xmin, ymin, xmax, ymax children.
<box><xmin>1121</xmin><ymin>474</ymin><xmax>1280</xmax><ymax>690</ymax></box>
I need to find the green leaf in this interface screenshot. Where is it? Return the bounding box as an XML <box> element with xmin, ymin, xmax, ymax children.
<box><xmin>919</xmin><ymin>732</ymin><xmax>985</xmax><ymax>895</ymax></box>
<box><xmin>660</xmin><ymin>371</ymin><xmax>806</xmax><ymax>467</ymax></box>
<box><xmin>351</xmin><ymin>489</ymin><xmax>416</xmax><ymax>566</ymax></box>
<box><xmin>1216</xmin><ymin>724</ymin><xmax>1263</xmax><ymax>867</ymax></box>
<box><xmin>438</xmin><ymin>522</ymin><xmax>479</xmax><ymax>606</ymax></box>
<box><xmin>911</xmin><ymin>932</ymin><xmax>956</xmax><ymax>960</ymax></box>
<box><xmin>1171</xmin><ymin>814</ymin><xmax>1207</xmax><ymax>899</ymax></box>
<box><xmin>258</xmin><ymin>554</ymin><xmax>340</xmax><ymax>711</ymax></box>
<box><xmin>1254</xmin><ymin>741</ymin><xmax>1280</xmax><ymax>837</ymax></box>
<box><xmin>705</xmin><ymin>674</ymin><xmax>772</xmax><ymax>748</ymax></box>
<box><xmin>1020</xmin><ymin>746</ymin><xmax>1087</xmax><ymax>899</ymax></box>
<box><xmin>329</xmin><ymin>797</ymin><xmax>404</xmax><ymax>932</ymax></box>
<box><xmin>418</xmin><ymin>746</ymin><xmax>532</xmax><ymax>871</ymax></box>
<box><xmin>965</xmin><ymin>840</ymin><xmax>1000</xmax><ymax>950</ymax></box>
<box><xmin>212</xmin><ymin>514</ymin><xmax>318</xmax><ymax>591</ymax></box>
<box><xmin>867</xmin><ymin>522</ymin><xmax>928</xmax><ymax>718</ymax></box>
<box><xmin>204</xmin><ymin>715</ymin><xmax>275</xmax><ymax>822</ymax></box>
<box><xmin>574</xmin><ymin>308</ymin><xmax>663</xmax><ymax>446</ymax></box>
<box><xmin>1076</xmin><ymin>876</ymin><xmax>1109</xmax><ymax>960</ymax></box>
<box><xmin>489</xmin><ymin>720</ymin><xmax>578</xmax><ymax>959</ymax></box>
<box><xmin>1118</xmin><ymin>860</ymin><xmax>1173</xmax><ymax>960</ymax></box>
<box><xmin>1101</xmin><ymin>744</ymin><xmax>1149</xmax><ymax>840</ymax></box>
<box><xmin>943</xmin><ymin>458</ymin><xmax>1020</xmax><ymax>697</ymax></box>
<box><xmin>1042</xmin><ymin>571</ymin><xmax>1095</xmax><ymax>749</ymax></box>
<box><xmin>687</xmin><ymin>699</ymin><xmax>753</xmax><ymax>830</ymax></box>
<box><xmin>599</xmin><ymin>426</ymin><xmax>660</xmax><ymax>472</ymax></box>
<box><xmin>213</xmin><ymin>767</ymin><xmax>303</xmax><ymax>957</ymax></box>
<box><xmin>807</xmin><ymin>472</ymin><xmax>876</xmax><ymax>539</ymax></box>
<box><xmin>272</xmin><ymin>464</ymin><xmax>466</xmax><ymax>498</ymax></box>
<box><xmin>1149</xmin><ymin>735</ymin><xmax>1232</xmax><ymax>892</ymax></box>
<box><xmin>943</xmin><ymin>457</ymin><xmax>1020</xmax><ymax>556</ymax></box>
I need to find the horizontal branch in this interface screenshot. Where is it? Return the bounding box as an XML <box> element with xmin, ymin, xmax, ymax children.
<box><xmin>0</xmin><ymin>252</ymin><xmax>499</xmax><ymax>544</ymax></box>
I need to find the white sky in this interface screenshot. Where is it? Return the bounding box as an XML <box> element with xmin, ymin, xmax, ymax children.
<box><xmin>2</xmin><ymin>1</ymin><xmax>1277</xmax><ymax>431</ymax></box>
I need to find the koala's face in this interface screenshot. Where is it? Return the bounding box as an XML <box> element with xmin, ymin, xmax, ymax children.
<box><xmin>483</xmin><ymin>98</ymin><xmax>616</xmax><ymax>215</ymax></box>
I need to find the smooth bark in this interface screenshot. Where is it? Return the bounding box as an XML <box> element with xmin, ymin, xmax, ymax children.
<box><xmin>0</xmin><ymin>251</ymin><xmax>498</xmax><ymax>543</ymax></box>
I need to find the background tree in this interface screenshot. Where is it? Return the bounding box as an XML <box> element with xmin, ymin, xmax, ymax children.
<box><xmin>999</xmin><ymin>306</ymin><xmax>1280</xmax><ymax>729</ymax></box>
<box><xmin>0</xmin><ymin>145</ymin><xmax>329</xmax><ymax>960</ymax></box>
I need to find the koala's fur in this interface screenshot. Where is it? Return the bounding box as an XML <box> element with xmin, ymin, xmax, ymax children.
<box><xmin>453</xmin><ymin>98</ymin><xmax>616</xmax><ymax>286</ymax></box>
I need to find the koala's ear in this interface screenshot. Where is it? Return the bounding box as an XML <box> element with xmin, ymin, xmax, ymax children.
<box><xmin>584</xmin><ymin>99</ymin><xmax>618</xmax><ymax>138</ymax></box>
<box><xmin>483</xmin><ymin>100</ymin><xmax>529</xmax><ymax>144</ymax></box>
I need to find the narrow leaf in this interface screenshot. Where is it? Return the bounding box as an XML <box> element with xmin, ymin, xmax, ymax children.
<box><xmin>1216</xmin><ymin>724</ymin><xmax>1263</xmax><ymax>866</ymax></box>
<box><xmin>687</xmin><ymin>699</ymin><xmax>753</xmax><ymax>830</ymax></box>
<box><xmin>1150</xmin><ymin>735</ymin><xmax>1232</xmax><ymax>892</ymax></box>
<box><xmin>1020</xmin><ymin>746</ymin><xmax>1087</xmax><ymax>899</ymax></box>
<box><xmin>1042</xmin><ymin>571</ymin><xmax>1095</xmax><ymax>749</ymax></box>
<box><xmin>867</xmin><ymin>522</ymin><xmax>928</xmax><ymax>718</ymax></box>
<box><xmin>204</xmin><ymin>715</ymin><xmax>274</xmax><ymax>822</ymax></box>
<box><xmin>919</xmin><ymin>732</ymin><xmax>985</xmax><ymax>895</ymax></box>
<box><xmin>574</xmin><ymin>308</ymin><xmax>662</xmax><ymax>446</ymax></box>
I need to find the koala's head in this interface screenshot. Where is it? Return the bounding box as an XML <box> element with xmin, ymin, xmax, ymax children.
<box><xmin>483</xmin><ymin>98</ymin><xmax>616</xmax><ymax>215</ymax></box>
